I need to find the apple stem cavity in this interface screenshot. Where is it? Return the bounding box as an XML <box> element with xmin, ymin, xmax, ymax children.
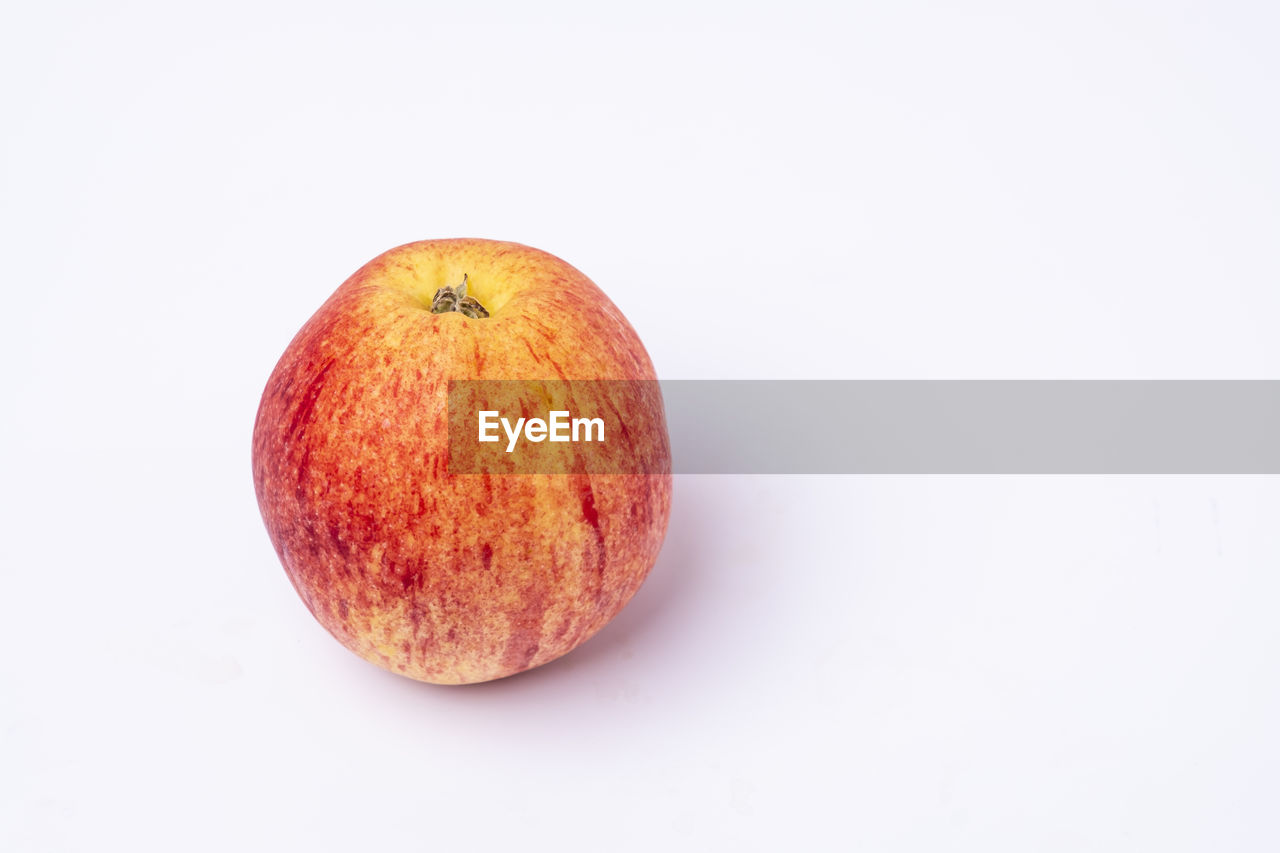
<box><xmin>430</xmin><ymin>274</ymin><xmax>490</xmax><ymax>319</ymax></box>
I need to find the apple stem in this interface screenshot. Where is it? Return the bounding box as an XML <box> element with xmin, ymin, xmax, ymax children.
<box><xmin>430</xmin><ymin>274</ymin><xmax>490</xmax><ymax>318</ymax></box>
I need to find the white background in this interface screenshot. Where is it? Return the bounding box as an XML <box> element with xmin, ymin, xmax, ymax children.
<box><xmin>2</xmin><ymin>1</ymin><xmax>1278</xmax><ymax>850</ymax></box>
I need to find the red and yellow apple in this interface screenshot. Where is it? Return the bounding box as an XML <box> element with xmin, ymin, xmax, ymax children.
<box><xmin>252</xmin><ymin>239</ymin><xmax>671</xmax><ymax>684</ymax></box>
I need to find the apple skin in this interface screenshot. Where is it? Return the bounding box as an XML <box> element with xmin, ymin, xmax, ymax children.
<box><xmin>252</xmin><ymin>239</ymin><xmax>671</xmax><ymax>684</ymax></box>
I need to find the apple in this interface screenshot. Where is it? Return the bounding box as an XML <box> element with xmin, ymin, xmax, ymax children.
<box><xmin>252</xmin><ymin>239</ymin><xmax>671</xmax><ymax>684</ymax></box>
